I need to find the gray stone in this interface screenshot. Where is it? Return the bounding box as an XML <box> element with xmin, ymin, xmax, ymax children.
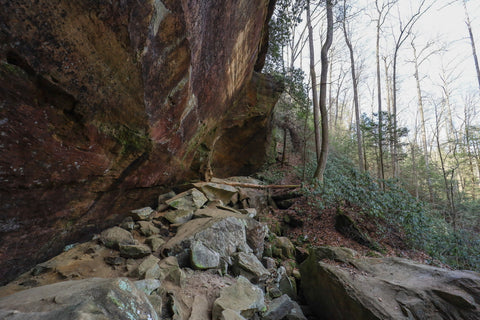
<box><xmin>239</xmin><ymin>208</ymin><xmax>257</xmax><ymax>218</ymax></box>
<box><xmin>104</xmin><ymin>256</ymin><xmax>126</xmax><ymax>266</ymax></box>
<box><xmin>162</xmin><ymin>216</ymin><xmax>252</xmax><ymax>268</ymax></box>
<box><xmin>0</xmin><ymin>278</ymin><xmax>158</xmax><ymax>319</ymax></box>
<box><xmin>263</xmin><ymin>294</ymin><xmax>295</xmax><ymax>320</ymax></box>
<box><xmin>158</xmin><ymin>191</ymin><xmax>176</xmax><ymax>204</ymax></box>
<box><xmin>100</xmin><ymin>226</ymin><xmax>135</xmax><ymax>249</ymax></box>
<box><xmin>273</xmin><ymin>237</ymin><xmax>295</xmax><ymax>259</ymax></box>
<box><xmin>131</xmin><ymin>207</ymin><xmax>155</xmax><ymax>221</ymax></box>
<box><xmin>189</xmin><ymin>295</ymin><xmax>211</xmax><ymax>320</ymax></box>
<box><xmin>232</xmin><ymin>252</ymin><xmax>269</xmax><ymax>283</ymax></box>
<box><xmin>119</xmin><ymin>243</ymin><xmax>152</xmax><ymax>259</ymax></box>
<box><xmin>148</xmin><ymin>295</ymin><xmax>163</xmax><ymax>318</ymax></box>
<box><xmin>120</xmin><ymin>216</ymin><xmax>136</xmax><ymax>231</ymax></box>
<box><xmin>164</xmin><ymin>209</ymin><xmax>194</xmax><ymax>225</ymax></box>
<box><xmin>131</xmin><ymin>255</ymin><xmax>161</xmax><ymax>279</ymax></box>
<box><xmin>137</xmin><ymin>221</ymin><xmax>161</xmax><ymax>237</ymax></box>
<box><xmin>191</xmin><ymin>240</ymin><xmax>221</xmax><ymax>270</ymax></box>
<box><xmin>193</xmin><ymin>182</ymin><xmax>238</xmax><ymax>204</ymax></box>
<box><xmin>285</xmin><ymin>301</ymin><xmax>308</xmax><ymax>320</ymax></box>
<box><xmin>220</xmin><ymin>309</ymin><xmax>248</xmax><ymax>320</ymax></box>
<box><xmin>158</xmin><ymin>256</ymin><xmax>184</xmax><ymax>287</ymax></box>
<box><xmin>300</xmin><ymin>246</ymin><xmax>480</xmax><ymax>320</ymax></box>
<box><xmin>134</xmin><ymin>279</ymin><xmax>162</xmax><ymax>295</ymax></box>
<box><xmin>212</xmin><ymin>276</ymin><xmax>266</xmax><ymax>320</ymax></box>
<box><xmin>262</xmin><ymin>257</ymin><xmax>276</xmax><ymax>270</ymax></box>
<box><xmin>166</xmin><ymin>188</ymin><xmax>207</xmax><ymax>211</ymax></box>
<box><xmin>146</xmin><ymin>236</ymin><xmax>166</xmax><ymax>252</ymax></box>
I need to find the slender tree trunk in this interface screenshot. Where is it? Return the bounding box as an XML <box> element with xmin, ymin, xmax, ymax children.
<box><xmin>384</xmin><ymin>57</ymin><xmax>395</xmax><ymax>177</ymax></box>
<box><xmin>342</xmin><ymin>6</ymin><xmax>364</xmax><ymax>172</ymax></box>
<box><xmin>463</xmin><ymin>0</ymin><xmax>480</xmax><ymax>91</ymax></box>
<box><xmin>281</xmin><ymin>127</ymin><xmax>287</xmax><ymax>167</ymax></box>
<box><xmin>412</xmin><ymin>42</ymin><xmax>434</xmax><ymax>202</ymax></box>
<box><xmin>314</xmin><ymin>0</ymin><xmax>334</xmax><ymax>182</ymax></box>
<box><xmin>392</xmin><ymin>48</ymin><xmax>399</xmax><ymax>178</ymax></box>
<box><xmin>306</xmin><ymin>0</ymin><xmax>321</xmax><ymax>160</ymax></box>
<box><xmin>435</xmin><ymin>103</ymin><xmax>455</xmax><ymax>225</ymax></box>
<box><xmin>376</xmin><ymin>15</ymin><xmax>386</xmax><ymax>186</ymax></box>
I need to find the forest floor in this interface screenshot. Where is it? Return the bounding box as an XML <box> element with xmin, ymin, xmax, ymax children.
<box><xmin>261</xmin><ymin>153</ymin><xmax>446</xmax><ymax>267</ymax></box>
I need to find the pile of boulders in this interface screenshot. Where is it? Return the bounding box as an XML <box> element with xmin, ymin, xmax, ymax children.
<box><xmin>0</xmin><ymin>178</ymin><xmax>307</xmax><ymax>320</ymax></box>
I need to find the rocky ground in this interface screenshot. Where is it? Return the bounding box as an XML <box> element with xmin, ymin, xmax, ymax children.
<box><xmin>0</xmin><ymin>175</ymin><xmax>479</xmax><ymax>320</ymax></box>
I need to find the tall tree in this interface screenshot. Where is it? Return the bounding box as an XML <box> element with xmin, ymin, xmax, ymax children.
<box><xmin>390</xmin><ymin>0</ymin><xmax>432</xmax><ymax>177</ymax></box>
<box><xmin>314</xmin><ymin>0</ymin><xmax>334</xmax><ymax>182</ymax></box>
<box><xmin>306</xmin><ymin>0</ymin><xmax>321</xmax><ymax>159</ymax></box>
<box><xmin>341</xmin><ymin>0</ymin><xmax>364</xmax><ymax>172</ymax></box>
<box><xmin>462</xmin><ymin>0</ymin><xmax>480</xmax><ymax>91</ymax></box>
<box><xmin>374</xmin><ymin>0</ymin><xmax>395</xmax><ymax>185</ymax></box>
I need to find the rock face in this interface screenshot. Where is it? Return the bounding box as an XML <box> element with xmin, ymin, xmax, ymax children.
<box><xmin>0</xmin><ymin>0</ymin><xmax>282</xmax><ymax>284</ymax></box>
<box><xmin>300</xmin><ymin>246</ymin><xmax>480</xmax><ymax>320</ymax></box>
<box><xmin>0</xmin><ymin>278</ymin><xmax>158</xmax><ymax>320</ymax></box>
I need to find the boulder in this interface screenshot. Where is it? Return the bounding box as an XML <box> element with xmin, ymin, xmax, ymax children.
<box><xmin>137</xmin><ymin>221</ymin><xmax>161</xmax><ymax>237</ymax></box>
<box><xmin>193</xmin><ymin>182</ymin><xmax>238</xmax><ymax>204</ymax></box>
<box><xmin>232</xmin><ymin>252</ymin><xmax>269</xmax><ymax>283</ymax></box>
<box><xmin>164</xmin><ymin>209</ymin><xmax>195</xmax><ymax>225</ymax></box>
<box><xmin>191</xmin><ymin>240</ymin><xmax>221</xmax><ymax>270</ymax></box>
<box><xmin>162</xmin><ymin>216</ymin><xmax>252</xmax><ymax>268</ymax></box>
<box><xmin>120</xmin><ymin>216</ymin><xmax>136</xmax><ymax>231</ymax></box>
<box><xmin>300</xmin><ymin>246</ymin><xmax>480</xmax><ymax>320</ymax></box>
<box><xmin>0</xmin><ymin>278</ymin><xmax>158</xmax><ymax>319</ymax></box>
<box><xmin>166</xmin><ymin>188</ymin><xmax>208</xmax><ymax>211</ymax></box>
<box><xmin>145</xmin><ymin>236</ymin><xmax>166</xmax><ymax>252</ymax></box>
<box><xmin>132</xmin><ymin>255</ymin><xmax>161</xmax><ymax>279</ymax></box>
<box><xmin>134</xmin><ymin>279</ymin><xmax>162</xmax><ymax>295</ymax></box>
<box><xmin>273</xmin><ymin>237</ymin><xmax>295</xmax><ymax>259</ymax></box>
<box><xmin>220</xmin><ymin>309</ymin><xmax>248</xmax><ymax>320</ymax></box>
<box><xmin>335</xmin><ymin>212</ymin><xmax>381</xmax><ymax>251</ymax></box>
<box><xmin>262</xmin><ymin>294</ymin><xmax>295</xmax><ymax>320</ymax></box>
<box><xmin>157</xmin><ymin>257</ymin><xmax>184</xmax><ymax>287</ymax></box>
<box><xmin>131</xmin><ymin>207</ymin><xmax>155</xmax><ymax>221</ymax></box>
<box><xmin>100</xmin><ymin>227</ymin><xmax>135</xmax><ymax>249</ymax></box>
<box><xmin>119</xmin><ymin>243</ymin><xmax>152</xmax><ymax>259</ymax></box>
<box><xmin>212</xmin><ymin>276</ymin><xmax>266</xmax><ymax>320</ymax></box>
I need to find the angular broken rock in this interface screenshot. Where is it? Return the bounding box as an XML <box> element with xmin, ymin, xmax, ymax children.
<box><xmin>166</xmin><ymin>188</ymin><xmax>207</xmax><ymax>211</ymax></box>
<box><xmin>232</xmin><ymin>252</ymin><xmax>269</xmax><ymax>283</ymax></box>
<box><xmin>191</xmin><ymin>240</ymin><xmax>221</xmax><ymax>270</ymax></box>
<box><xmin>164</xmin><ymin>209</ymin><xmax>194</xmax><ymax>225</ymax></box>
<box><xmin>212</xmin><ymin>276</ymin><xmax>266</xmax><ymax>320</ymax></box>
<box><xmin>300</xmin><ymin>246</ymin><xmax>480</xmax><ymax>320</ymax></box>
<box><xmin>134</xmin><ymin>279</ymin><xmax>162</xmax><ymax>295</ymax></box>
<box><xmin>262</xmin><ymin>294</ymin><xmax>295</xmax><ymax>320</ymax></box>
<box><xmin>137</xmin><ymin>221</ymin><xmax>161</xmax><ymax>237</ymax></box>
<box><xmin>119</xmin><ymin>243</ymin><xmax>152</xmax><ymax>259</ymax></box>
<box><xmin>273</xmin><ymin>236</ymin><xmax>295</xmax><ymax>259</ymax></box>
<box><xmin>193</xmin><ymin>182</ymin><xmax>238</xmax><ymax>204</ymax></box>
<box><xmin>162</xmin><ymin>216</ymin><xmax>252</xmax><ymax>268</ymax></box>
<box><xmin>220</xmin><ymin>309</ymin><xmax>248</xmax><ymax>320</ymax></box>
<box><xmin>131</xmin><ymin>255</ymin><xmax>161</xmax><ymax>279</ymax></box>
<box><xmin>157</xmin><ymin>256</ymin><xmax>184</xmax><ymax>287</ymax></box>
<box><xmin>131</xmin><ymin>207</ymin><xmax>155</xmax><ymax>221</ymax></box>
<box><xmin>0</xmin><ymin>278</ymin><xmax>158</xmax><ymax>320</ymax></box>
<box><xmin>100</xmin><ymin>226</ymin><xmax>135</xmax><ymax>249</ymax></box>
<box><xmin>145</xmin><ymin>236</ymin><xmax>166</xmax><ymax>252</ymax></box>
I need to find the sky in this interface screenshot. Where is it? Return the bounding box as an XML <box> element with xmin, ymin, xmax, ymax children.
<box><xmin>292</xmin><ymin>0</ymin><xmax>480</xmax><ymax>138</ymax></box>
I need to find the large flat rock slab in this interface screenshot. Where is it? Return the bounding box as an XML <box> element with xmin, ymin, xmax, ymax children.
<box><xmin>300</xmin><ymin>246</ymin><xmax>480</xmax><ymax>320</ymax></box>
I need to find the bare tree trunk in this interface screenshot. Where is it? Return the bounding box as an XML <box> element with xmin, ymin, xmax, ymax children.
<box><xmin>306</xmin><ymin>0</ymin><xmax>321</xmax><ymax>160</ymax></box>
<box><xmin>412</xmin><ymin>41</ymin><xmax>434</xmax><ymax>202</ymax></box>
<box><xmin>314</xmin><ymin>0</ymin><xmax>334</xmax><ymax>182</ymax></box>
<box><xmin>375</xmin><ymin>0</ymin><xmax>388</xmax><ymax>186</ymax></box>
<box><xmin>342</xmin><ymin>0</ymin><xmax>364</xmax><ymax>172</ymax></box>
<box><xmin>281</xmin><ymin>127</ymin><xmax>287</xmax><ymax>166</ymax></box>
<box><xmin>384</xmin><ymin>56</ymin><xmax>395</xmax><ymax>177</ymax></box>
<box><xmin>463</xmin><ymin>0</ymin><xmax>480</xmax><ymax>91</ymax></box>
<box><xmin>434</xmin><ymin>102</ymin><xmax>456</xmax><ymax>226</ymax></box>
<box><xmin>391</xmin><ymin>0</ymin><xmax>431</xmax><ymax>178</ymax></box>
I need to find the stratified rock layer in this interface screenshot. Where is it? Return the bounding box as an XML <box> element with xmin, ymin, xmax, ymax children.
<box><xmin>0</xmin><ymin>0</ymin><xmax>281</xmax><ymax>283</ymax></box>
<box><xmin>300</xmin><ymin>246</ymin><xmax>480</xmax><ymax>320</ymax></box>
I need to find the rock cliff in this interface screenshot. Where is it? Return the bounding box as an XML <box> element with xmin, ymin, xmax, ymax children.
<box><xmin>0</xmin><ymin>0</ymin><xmax>282</xmax><ymax>284</ymax></box>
